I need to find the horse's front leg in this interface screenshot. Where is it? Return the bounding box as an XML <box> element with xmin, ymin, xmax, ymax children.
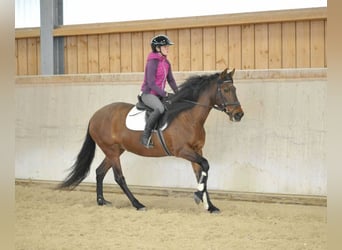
<box><xmin>191</xmin><ymin>157</ymin><xmax>220</xmax><ymax>213</ymax></box>
<box><xmin>192</xmin><ymin>158</ymin><xmax>220</xmax><ymax>213</ymax></box>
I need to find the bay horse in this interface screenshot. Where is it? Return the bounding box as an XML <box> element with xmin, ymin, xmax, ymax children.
<box><xmin>58</xmin><ymin>68</ymin><xmax>244</xmax><ymax>213</ymax></box>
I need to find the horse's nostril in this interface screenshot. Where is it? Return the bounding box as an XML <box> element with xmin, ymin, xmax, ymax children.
<box><xmin>234</xmin><ymin>112</ymin><xmax>244</xmax><ymax>121</ymax></box>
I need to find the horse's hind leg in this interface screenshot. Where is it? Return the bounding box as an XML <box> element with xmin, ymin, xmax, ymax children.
<box><xmin>96</xmin><ymin>158</ymin><xmax>112</xmax><ymax>205</ymax></box>
<box><xmin>100</xmin><ymin>144</ymin><xmax>145</xmax><ymax>210</ymax></box>
<box><xmin>111</xmin><ymin>157</ymin><xmax>146</xmax><ymax>211</ymax></box>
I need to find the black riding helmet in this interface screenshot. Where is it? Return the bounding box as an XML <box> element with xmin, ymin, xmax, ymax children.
<box><xmin>151</xmin><ymin>35</ymin><xmax>174</xmax><ymax>52</ymax></box>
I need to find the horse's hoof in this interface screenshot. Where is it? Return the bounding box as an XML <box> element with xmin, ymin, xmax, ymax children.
<box><xmin>194</xmin><ymin>195</ymin><xmax>201</xmax><ymax>204</ymax></box>
<box><xmin>208</xmin><ymin>206</ymin><xmax>220</xmax><ymax>214</ymax></box>
<box><xmin>194</xmin><ymin>191</ymin><xmax>202</xmax><ymax>204</ymax></box>
<box><xmin>97</xmin><ymin>197</ymin><xmax>112</xmax><ymax>206</ymax></box>
<box><xmin>136</xmin><ymin>206</ymin><xmax>147</xmax><ymax>211</ymax></box>
<box><xmin>133</xmin><ymin>200</ymin><xmax>146</xmax><ymax>210</ymax></box>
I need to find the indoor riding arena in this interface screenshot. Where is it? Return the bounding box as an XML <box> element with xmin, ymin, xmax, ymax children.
<box><xmin>15</xmin><ymin>5</ymin><xmax>327</xmax><ymax>250</ymax></box>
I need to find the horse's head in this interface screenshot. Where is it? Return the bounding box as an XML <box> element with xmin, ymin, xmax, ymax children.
<box><xmin>215</xmin><ymin>68</ymin><xmax>244</xmax><ymax>122</ymax></box>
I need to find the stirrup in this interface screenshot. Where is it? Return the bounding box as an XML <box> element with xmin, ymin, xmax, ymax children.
<box><xmin>141</xmin><ymin>134</ymin><xmax>154</xmax><ymax>148</ymax></box>
<box><xmin>144</xmin><ymin>137</ymin><xmax>154</xmax><ymax>148</ymax></box>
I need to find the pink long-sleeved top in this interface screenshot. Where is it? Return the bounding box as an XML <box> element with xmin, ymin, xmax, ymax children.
<box><xmin>140</xmin><ymin>52</ymin><xmax>178</xmax><ymax>97</ymax></box>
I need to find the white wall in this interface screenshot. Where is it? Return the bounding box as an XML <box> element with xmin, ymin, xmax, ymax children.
<box><xmin>15</xmin><ymin>69</ymin><xmax>327</xmax><ymax>196</ymax></box>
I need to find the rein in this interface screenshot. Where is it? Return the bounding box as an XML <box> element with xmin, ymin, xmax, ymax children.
<box><xmin>181</xmin><ymin>100</ymin><xmax>227</xmax><ymax>112</ymax></box>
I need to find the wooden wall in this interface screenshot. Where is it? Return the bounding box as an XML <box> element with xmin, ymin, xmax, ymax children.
<box><xmin>15</xmin><ymin>7</ymin><xmax>327</xmax><ymax>75</ymax></box>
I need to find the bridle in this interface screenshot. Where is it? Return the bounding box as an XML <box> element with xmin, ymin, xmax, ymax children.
<box><xmin>180</xmin><ymin>78</ymin><xmax>240</xmax><ymax>111</ymax></box>
<box><xmin>214</xmin><ymin>79</ymin><xmax>241</xmax><ymax>114</ymax></box>
<box><xmin>177</xmin><ymin>77</ymin><xmax>241</xmax><ymax>119</ymax></box>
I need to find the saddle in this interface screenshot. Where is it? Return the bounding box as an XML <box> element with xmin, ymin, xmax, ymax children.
<box><xmin>125</xmin><ymin>96</ymin><xmax>168</xmax><ymax>131</ymax></box>
<box><xmin>136</xmin><ymin>95</ymin><xmax>169</xmax><ymax>128</ymax></box>
<box><xmin>136</xmin><ymin>95</ymin><xmax>154</xmax><ymax>112</ymax></box>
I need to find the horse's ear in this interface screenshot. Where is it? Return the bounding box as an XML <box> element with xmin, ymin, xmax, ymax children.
<box><xmin>220</xmin><ymin>68</ymin><xmax>228</xmax><ymax>78</ymax></box>
<box><xmin>229</xmin><ymin>68</ymin><xmax>235</xmax><ymax>77</ymax></box>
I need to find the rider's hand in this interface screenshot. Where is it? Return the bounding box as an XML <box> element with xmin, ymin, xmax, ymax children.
<box><xmin>166</xmin><ymin>92</ymin><xmax>174</xmax><ymax>98</ymax></box>
<box><xmin>162</xmin><ymin>93</ymin><xmax>172</xmax><ymax>106</ymax></box>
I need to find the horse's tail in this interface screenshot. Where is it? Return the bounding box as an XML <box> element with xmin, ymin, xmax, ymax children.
<box><xmin>58</xmin><ymin>126</ymin><xmax>96</xmax><ymax>189</ymax></box>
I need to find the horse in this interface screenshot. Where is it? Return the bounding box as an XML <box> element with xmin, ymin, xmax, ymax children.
<box><xmin>58</xmin><ymin>68</ymin><xmax>244</xmax><ymax>213</ymax></box>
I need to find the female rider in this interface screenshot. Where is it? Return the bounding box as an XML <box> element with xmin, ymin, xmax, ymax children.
<box><xmin>140</xmin><ymin>35</ymin><xmax>178</xmax><ymax>148</ymax></box>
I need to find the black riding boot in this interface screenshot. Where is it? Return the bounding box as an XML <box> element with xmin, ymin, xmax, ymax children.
<box><xmin>141</xmin><ymin>110</ymin><xmax>160</xmax><ymax>148</ymax></box>
<box><xmin>141</xmin><ymin>110</ymin><xmax>161</xmax><ymax>148</ymax></box>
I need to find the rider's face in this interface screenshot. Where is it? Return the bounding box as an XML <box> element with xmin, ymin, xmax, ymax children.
<box><xmin>159</xmin><ymin>45</ymin><xmax>169</xmax><ymax>56</ymax></box>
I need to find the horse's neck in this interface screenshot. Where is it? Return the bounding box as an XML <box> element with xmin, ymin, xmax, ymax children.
<box><xmin>188</xmin><ymin>95</ymin><xmax>213</xmax><ymax>125</ymax></box>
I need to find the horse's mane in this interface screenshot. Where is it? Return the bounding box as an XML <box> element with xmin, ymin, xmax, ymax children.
<box><xmin>165</xmin><ymin>72</ymin><xmax>220</xmax><ymax>125</ymax></box>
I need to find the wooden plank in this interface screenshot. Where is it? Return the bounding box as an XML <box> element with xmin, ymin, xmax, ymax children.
<box><xmin>63</xmin><ymin>38</ymin><xmax>67</xmax><ymax>73</ymax></box>
<box><xmin>64</xmin><ymin>36</ymin><xmax>78</xmax><ymax>74</ymax></box>
<box><xmin>296</xmin><ymin>21</ymin><xmax>311</xmax><ymax>68</ymax></box>
<box><xmin>109</xmin><ymin>33</ymin><xmax>121</xmax><ymax>73</ymax></box>
<box><xmin>64</xmin><ymin>38</ymin><xmax>69</xmax><ymax>74</ymax></box>
<box><xmin>15</xmin><ymin>39</ymin><xmax>18</xmax><ymax>75</ymax></box>
<box><xmin>154</xmin><ymin>30</ymin><xmax>166</xmax><ymax>36</ymax></box>
<box><xmin>17</xmin><ymin>39</ymin><xmax>28</xmax><ymax>75</ymax></box>
<box><xmin>142</xmin><ymin>31</ymin><xmax>154</xmax><ymax>74</ymax></box>
<box><xmin>142</xmin><ymin>31</ymin><xmax>154</xmax><ymax>65</ymax></box>
<box><xmin>282</xmin><ymin>22</ymin><xmax>296</xmax><ymax>68</ymax></box>
<box><xmin>178</xmin><ymin>29</ymin><xmax>191</xmax><ymax>71</ymax></box>
<box><xmin>120</xmin><ymin>33</ymin><xmax>132</xmax><ymax>72</ymax></box>
<box><xmin>324</xmin><ymin>20</ymin><xmax>327</xmax><ymax>67</ymax></box>
<box><xmin>166</xmin><ymin>30</ymin><xmax>179</xmax><ymax>71</ymax></box>
<box><xmin>268</xmin><ymin>23</ymin><xmax>282</xmax><ymax>69</ymax></box>
<box><xmin>52</xmin><ymin>8</ymin><xmax>326</xmax><ymax>37</ymax></box>
<box><xmin>254</xmin><ymin>23</ymin><xmax>268</xmax><ymax>69</ymax></box>
<box><xmin>190</xmin><ymin>28</ymin><xmax>203</xmax><ymax>71</ymax></box>
<box><xmin>98</xmin><ymin>34</ymin><xmax>110</xmax><ymax>73</ymax></box>
<box><xmin>241</xmin><ymin>24</ymin><xmax>255</xmax><ymax>69</ymax></box>
<box><xmin>88</xmin><ymin>35</ymin><xmax>99</xmax><ymax>73</ymax></box>
<box><xmin>77</xmin><ymin>35</ymin><xmax>88</xmax><ymax>73</ymax></box>
<box><xmin>215</xmin><ymin>26</ymin><xmax>228</xmax><ymax>70</ymax></box>
<box><xmin>203</xmin><ymin>27</ymin><xmax>216</xmax><ymax>71</ymax></box>
<box><xmin>37</xmin><ymin>38</ymin><xmax>41</xmax><ymax>74</ymax></box>
<box><xmin>228</xmin><ymin>25</ymin><xmax>242</xmax><ymax>69</ymax></box>
<box><xmin>131</xmin><ymin>32</ymin><xmax>144</xmax><ymax>72</ymax></box>
<box><xmin>15</xmin><ymin>28</ymin><xmax>40</xmax><ymax>38</ymax></box>
<box><xmin>27</xmin><ymin>38</ymin><xmax>38</xmax><ymax>75</ymax></box>
<box><xmin>310</xmin><ymin>20</ymin><xmax>325</xmax><ymax>68</ymax></box>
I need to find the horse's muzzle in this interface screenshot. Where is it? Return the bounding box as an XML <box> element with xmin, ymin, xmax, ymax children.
<box><xmin>233</xmin><ymin>110</ymin><xmax>244</xmax><ymax>121</ymax></box>
<box><xmin>226</xmin><ymin>107</ymin><xmax>244</xmax><ymax>122</ymax></box>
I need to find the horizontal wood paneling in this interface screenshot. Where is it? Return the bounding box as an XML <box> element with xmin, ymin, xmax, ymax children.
<box><xmin>15</xmin><ymin>7</ymin><xmax>327</xmax><ymax>75</ymax></box>
<box><xmin>51</xmin><ymin>7</ymin><xmax>327</xmax><ymax>37</ymax></box>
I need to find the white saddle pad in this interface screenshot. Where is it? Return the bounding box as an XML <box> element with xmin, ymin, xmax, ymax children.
<box><xmin>125</xmin><ymin>106</ymin><xmax>167</xmax><ymax>131</ymax></box>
